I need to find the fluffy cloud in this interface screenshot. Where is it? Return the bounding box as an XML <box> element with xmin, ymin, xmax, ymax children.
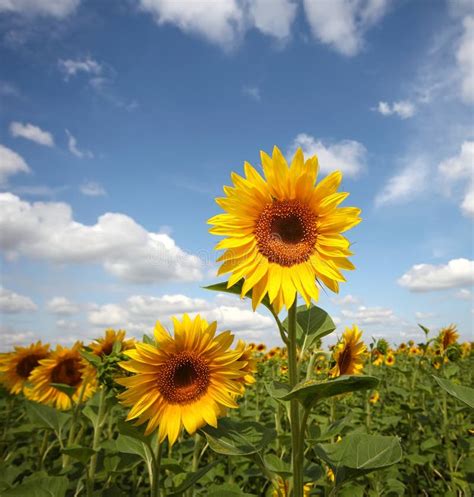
<box><xmin>375</xmin><ymin>157</ymin><xmax>428</xmax><ymax>206</ymax></box>
<box><xmin>0</xmin><ymin>286</ymin><xmax>37</xmax><ymax>313</ymax></box>
<box><xmin>376</xmin><ymin>100</ymin><xmax>416</xmax><ymax>119</ymax></box>
<box><xmin>340</xmin><ymin>305</ymin><xmax>396</xmax><ymax>325</ymax></box>
<box><xmin>289</xmin><ymin>133</ymin><xmax>367</xmax><ymax>178</ymax></box>
<box><xmin>9</xmin><ymin>122</ymin><xmax>54</xmax><ymax>147</ymax></box>
<box><xmin>242</xmin><ymin>85</ymin><xmax>261</xmax><ymax>101</ymax></box>
<box><xmin>65</xmin><ymin>130</ymin><xmax>93</xmax><ymax>159</ymax></box>
<box><xmin>0</xmin><ymin>0</ymin><xmax>80</xmax><ymax>18</ymax></box>
<box><xmin>332</xmin><ymin>294</ymin><xmax>360</xmax><ymax>306</ymax></box>
<box><xmin>79</xmin><ymin>181</ymin><xmax>106</xmax><ymax>196</ymax></box>
<box><xmin>0</xmin><ymin>192</ymin><xmax>203</xmax><ymax>284</ymax></box>
<box><xmin>303</xmin><ymin>0</ymin><xmax>391</xmax><ymax>56</ymax></box>
<box><xmin>455</xmin><ymin>288</ymin><xmax>472</xmax><ymax>300</ymax></box>
<box><xmin>87</xmin><ymin>293</ymin><xmax>274</xmax><ymax>342</ymax></box>
<box><xmin>137</xmin><ymin>0</ymin><xmax>297</xmax><ymax>48</ymax></box>
<box><xmin>398</xmin><ymin>258</ymin><xmax>474</xmax><ymax>292</ymax></box>
<box><xmin>457</xmin><ymin>15</ymin><xmax>474</xmax><ymax>104</ymax></box>
<box><xmin>0</xmin><ymin>325</ymin><xmax>36</xmax><ymax>351</ymax></box>
<box><xmin>438</xmin><ymin>141</ymin><xmax>474</xmax><ymax>217</ymax></box>
<box><xmin>0</xmin><ymin>145</ymin><xmax>31</xmax><ymax>185</ymax></box>
<box><xmin>47</xmin><ymin>297</ymin><xmax>79</xmax><ymax>315</ymax></box>
<box><xmin>58</xmin><ymin>57</ymin><xmax>102</xmax><ymax>79</ymax></box>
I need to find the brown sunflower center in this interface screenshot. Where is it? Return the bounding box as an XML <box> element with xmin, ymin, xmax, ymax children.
<box><xmin>157</xmin><ymin>352</ymin><xmax>210</xmax><ymax>405</ymax></box>
<box><xmin>100</xmin><ymin>342</ymin><xmax>114</xmax><ymax>356</ymax></box>
<box><xmin>15</xmin><ymin>354</ymin><xmax>44</xmax><ymax>378</ymax></box>
<box><xmin>255</xmin><ymin>199</ymin><xmax>317</xmax><ymax>267</ymax></box>
<box><xmin>51</xmin><ymin>358</ymin><xmax>82</xmax><ymax>387</ymax></box>
<box><xmin>338</xmin><ymin>346</ymin><xmax>353</xmax><ymax>375</ymax></box>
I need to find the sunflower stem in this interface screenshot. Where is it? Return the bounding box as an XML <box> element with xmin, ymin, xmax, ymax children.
<box><xmin>287</xmin><ymin>300</ymin><xmax>303</xmax><ymax>497</ymax></box>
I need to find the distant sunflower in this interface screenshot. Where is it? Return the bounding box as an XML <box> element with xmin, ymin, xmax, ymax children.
<box><xmin>397</xmin><ymin>343</ymin><xmax>407</xmax><ymax>353</ymax></box>
<box><xmin>209</xmin><ymin>146</ymin><xmax>361</xmax><ymax>312</ymax></box>
<box><xmin>90</xmin><ymin>329</ymin><xmax>134</xmax><ymax>357</ymax></box>
<box><xmin>117</xmin><ymin>314</ymin><xmax>252</xmax><ymax>446</ymax></box>
<box><xmin>256</xmin><ymin>344</ymin><xmax>267</xmax><ymax>352</ymax></box>
<box><xmin>369</xmin><ymin>390</ymin><xmax>380</xmax><ymax>404</ymax></box>
<box><xmin>235</xmin><ymin>339</ymin><xmax>257</xmax><ymax>388</ymax></box>
<box><xmin>439</xmin><ymin>324</ymin><xmax>459</xmax><ymax>350</ymax></box>
<box><xmin>330</xmin><ymin>325</ymin><xmax>366</xmax><ymax>377</ymax></box>
<box><xmin>0</xmin><ymin>342</ymin><xmax>50</xmax><ymax>395</ymax></box>
<box><xmin>385</xmin><ymin>353</ymin><xmax>395</xmax><ymax>367</ymax></box>
<box><xmin>28</xmin><ymin>343</ymin><xmax>96</xmax><ymax>410</ymax></box>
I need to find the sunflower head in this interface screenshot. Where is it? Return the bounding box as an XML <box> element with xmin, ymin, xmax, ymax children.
<box><xmin>398</xmin><ymin>342</ymin><xmax>407</xmax><ymax>353</ymax></box>
<box><xmin>117</xmin><ymin>314</ymin><xmax>252</xmax><ymax>446</ymax></box>
<box><xmin>209</xmin><ymin>146</ymin><xmax>361</xmax><ymax>313</ymax></box>
<box><xmin>235</xmin><ymin>339</ymin><xmax>257</xmax><ymax>388</ymax></box>
<box><xmin>89</xmin><ymin>329</ymin><xmax>134</xmax><ymax>357</ymax></box>
<box><xmin>438</xmin><ymin>324</ymin><xmax>459</xmax><ymax>350</ymax></box>
<box><xmin>0</xmin><ymin>341</ymin><xmax>50</xmax><ymax>395</ymax></box>
<box><xmin>369</xmin><ymin>390</ymin><xmax>380</xmax><ymax>404</ymax></box>
<box><xmin>256</xmin><ymin>343</ymin><xmax>267</xmax><ymax>352</ymax></box>
<box><xmin>330</xmin><ymin>325</ymin><xmax>367</xmax><ymax>377</ymax></box>
<box><xmin>385</xmin><ymin>353</ymin><xmax>395</xmax><ymax>367</ymax></box>
<box><xmin>28</xmin><ymin>343</ymin><xmax>96</xmax><ymax>410</ymax></box>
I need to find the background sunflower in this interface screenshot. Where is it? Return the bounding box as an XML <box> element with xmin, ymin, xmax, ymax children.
<box><xmin>330</xmin><ymin>325</ymin><xmax>367</xmax><ymax>377</ymax></box>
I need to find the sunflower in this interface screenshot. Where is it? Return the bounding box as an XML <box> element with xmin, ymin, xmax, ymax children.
<box><xmin>208</xmin><ymin>146</ymin><xmax>361</xmax><ymax>312</ymax></box>
<box><xmin>28</xmin><ymin>343</ymin><xmax>96</xmax><ymax>410</ymax></box>
<box><xmin>90</xmin><ymin>329</ymin><xmax>134</xmax><ymax>357</ymax></box>
<box><xmin>330</xmin><ymin>325</ymin><xmax>367</xmax><ymax>377</ymax></box>
<box><xmin>235</xmin><ymin>339</ymin><xmax>257</xmax><ymax>388</ymax></box>
<box><xmin>369</xmin><ymin>390</ymin><xmax>380</xmax><ymax>404</ymax></box>
<box><xmin>397</xmin><ymin>342</ymin><xmax>407</xmax><ymax>353</ymax></box>
<box><xmin>272</xmin><ymin>478</ymin><xmax>313</xmax><ymax>497</ymax></box>
<box><xmin>0</xmin><ymin>342</ymin><xmax>50</xmax><ymax>395</ymax></box>
<box><xmin>117</xmin><ymin>314</ymin><xmax>252</xmax><ymax>446</ymax></box>
<box><xmin>408</xmin><ymin>346</ymin><xmax>420</xmax><ymax>356</ymax></box>
<box><xmin>439</xmin><ymin>324</ymin><xmax>459</xmax><ymax>350</ymax></box>
<box><xmin>385</xmin><ymin>353</ymin><xmax>395</xmax><ymax>367</ymax></box>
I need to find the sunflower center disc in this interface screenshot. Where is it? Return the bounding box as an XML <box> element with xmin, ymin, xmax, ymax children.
<box><xmin>255</xmin><ymin>199</ymin><xmax>317</xmax><ymax>267</ymax></box>
<box><xmin>15</xmin><ymin>354</ymin><xmax>43</xmax><ymax>378</ymax></box>
<box><xmin>337</xmin><ymin>345</ymin><xmax>352</xmax><ymax>375</ymax></box>
<box><xmin>51</xmin><ymin>358</ymin><xmax>82</xmax><ymax>387</ymax></box>
<box><xmin>157</xmin><ymin>352</ymin><xmax>210</xmax><ymax>405</ymax></box>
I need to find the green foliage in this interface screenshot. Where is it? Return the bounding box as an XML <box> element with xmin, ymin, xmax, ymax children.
<box><xmin>432</xmin><ymin>375</ymin><xmax>474</xmax><ymax>408</ymax></box>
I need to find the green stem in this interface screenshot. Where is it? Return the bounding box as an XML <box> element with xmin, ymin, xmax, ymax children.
<box><xmin>305</xmin><ymin>353</ymin><xmax>316</xmax><ymax>380</ymax></box>
<box><xmin>287</xmin><ymin>301</ymin><xmax>303</xmax><ymax>497</ymax></box>
<box><xmin>442</xmin><ymin>390</ymin><xmax>455</xmax><ymax>485</ymax></box>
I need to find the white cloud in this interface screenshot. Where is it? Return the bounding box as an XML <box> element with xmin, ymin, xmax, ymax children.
<box><xmin>0</xmin><ymin>325</ymin><xmax>36</xmax><ymax>351</ymax></box>
<box><xmin>65</xmin><ymin>129</ymin><xmax>93</xmax><ymax>159</ymax></box>
<box><xmin>87</xmin><ymin>292</ymin><xmax>274</xmax><ymax>342</ymax></box>
<box><xmin>0</xmin><ymin>144</ymin><xmax>31</xmax><ymax>185</ymax></box>
<box><xmin>9</xmin><ymin>122</ymin><xmax>54</xmax><ymax>147</ymax></box>
<box><xmin>79</xmin><ymin>181</ymin><xmax>106</xmax><ymax>196</ymax></box>
<box><xmin>0</xmin><ymin>286</ymin><xmax>37</xmax><ymax>313</ymax></box>
<box><xmin>289</xmin><ymin>133</ymin><xmax>367</xmax><ymax>178</ymax></box>
<box><xmin>415</xmin><ymin>311</ymin><xmax>436</xmax><ymax>319</ymax></box>
<box><xmin>332</xmin><ymin>294</ymin><xmax>360</xmax><ymax>306</ymax></box>
<box><xmin>47</xmin><ymin>297</ymin><xmax>79</xmax><ymax>315</ymax></box>
<box><xmin>455</xmin><ymin>288</ymin><xmax>472</xmax><ymax>300</ymax></box>
<box><xmin>242</xmin><ymin>85</ymin><xmax>261</xmax><ymax>101</ymax></box>
<box><xmin>137</xmin><ymin>0</ymin><xmax>297</xmax><ymax>49</ymax></box>
<box><xmin>303</xmin><ymin>0</ymin><xmax>391</xmax><ymax>56</ymax></box>
<box><xmin>375</xmin><ymin>157</ymin><xmax>428</xmax><ymax>206</ymax></box>
<box><xmin>0</xmin><ymin>0</ymin><xmax>80</xmax><ymax>18</ymax></box>
<box><xmin>0</xmin><ymin>192</ymin><xmax>203</xmax><ymax>284</ymax></box>
<box><xmin>58</xmin><ymin>57</ymin><xmax>102</xmax><ymax>79</ymax></box>
<box><xmin>376</xmin><ymin>100</ymin><xmax>416</xmax><ymax>119</ymax></box>
<box><xmin>340</xmin><ymin>305</ymin><xmax>396</xmax><ymax>325</ymax></box>
<box><xmin>438</xmin><ymin>141</ymin><xmax>474</xmax><ymax>217</ymax></box>
<box><xmin>398</xmin><ymin>258</ymin><xmax>474</xmax><ymax>292</ymax></box>
<box><xmin>457</xmin><ymin>15</ymin><xmax>474</xmax><ymax>104</ymax></box>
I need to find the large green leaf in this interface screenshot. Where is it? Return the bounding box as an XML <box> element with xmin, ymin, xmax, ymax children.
<box><xmin>314</xmin><ymin>433</ymin><xmax>402</xmax><ymax>486</ymax></box>
<box><xmin>200</xmin><ymin>418</ymin><xmax>275</xmax><ymax>456</ymax></box>
<box><xmin>280</xmin><ymin>375</ymin><xmax>379</xmax><ymax>409</ymax></box>
<box><xmin>283</xmin><ymin>304</ymin><xmax>336</xmax><ymax>351</ymax></box>
<box><xmin>2</xmin><ymin>476</ymin><xmax>68</xmax><ymax>497</ymax></box>
<box><xmin>115</xmin><ymin>434</ymin><xmax>148</xmax><ymax>460</ymax></box>
<box><xmin>168</xmin><ymin>461</ymin><xmax>219</xmax><ymax>496</ymax></box>
<box><xmin>432</xmin><ymin>376</ymin><xmax>474</xmax><ymax>408</ymax></box>
<box><xmin>62</xmin><ymin>445</ymin><xmax>95</xmax><ymax>465</ymax></box>
<box><xmin>27</xmin><ymin>401</ymin><xmax>71</xmax><ymax>433</ymax></box>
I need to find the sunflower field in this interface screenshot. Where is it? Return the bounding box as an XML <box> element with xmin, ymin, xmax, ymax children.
<box><xmin>1</xmin><ymin>147</ymin><xmax>473</xmax><ymax>497</ymax></box>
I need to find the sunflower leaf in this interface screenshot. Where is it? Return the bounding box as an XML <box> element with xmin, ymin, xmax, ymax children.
<box><xmin>281</xmin><ymin>375</ymin><xmax>379</xmax><ymax>410</ymax></box>
<box><xmin>50</xmin><ymin>383</ymin><xmax>77</xmax><ymax>398</ymax></box>
<box><xmin>1</xmin><ymin>475</ymin><xmax>68</xmax><ymax>497</ymax></box>
<box><xmin>168</xmin><ymin>461</ymin><xmax>219</xmax><ymax>496</ymax></box>
<box><xmin>314</xmin><ymin>433</ymin><xmax>402</xmax><ymax>487</ymax></box>
<box><xmin>204</xmin><ymin>279</ymin><xmax>273</xmax><ymax>311</ymax></box>
<box><xmin>27</xmin><ymin>401</ymin><xmax>71</xmax><ymax>433</ymax></box>
<box><xmin>200</xmin><ymin>418</ymin><xmax>276</xmax><ymax>456</ymax></box>
<box><xmin>432</xmin><ymin>376</ymin><xmax>474</xmax><ymax>408</ymax></box>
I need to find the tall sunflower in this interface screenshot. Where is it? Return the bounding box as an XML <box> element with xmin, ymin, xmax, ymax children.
<box><xmin>208</xmin><ymin>146</ymin><xmax>361</xmax><ymax>312</ymax></box>
<box><xmin>90</xmin><ymin>329</ymin><xmax>134</xmax><ymax>357</ymax></box>
<box><xmin>28</xmin><ymin>343</ymin><xmax>96</xmax><ymax>410</ymax></box>
<box><xmin>117</xmin><ymin>314</ymin><xmax>252</xmax><ymax>446</ymax></box>
<box><xmin>438</xmin><ymin>324</ymin><xmax>459</xmax><ymax>350</ymax></box>
<box><xmin>0</xmin><ymin>342</ymin><xmax>50</xmax><ymax>395</ymax></box>
<box><xmin>330</xmin><ymin>325</ymin><xmax>366</xmax><ymax>377</ymax></box>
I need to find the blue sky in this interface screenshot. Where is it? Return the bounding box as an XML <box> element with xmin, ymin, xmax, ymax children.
<box><xmin>0</xmin><ymin>0</ymin><xmax>473</xmax><ymax>349</ymax></box>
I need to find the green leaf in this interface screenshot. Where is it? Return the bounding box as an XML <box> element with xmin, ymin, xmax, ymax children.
<box><xmin>117</xmin><ymin>419</ymin><xmax>152</xmax><ymax>445</ymax></box>
<box><xmin>204</xmin><ymin>279</ymin><xmax>273</xmax><ymax>311</ymax></box>
<box><xmin>115</xmin><ymin>434</ymin><xmax>148</xmax><ymax>460</ymax></box>
<box><xmin>142</xmin><ymin>334</ymin><xmax>155</xmax><ymax>345</ymax></box>
<box><xmin>264</xmin><ymin>454</ymin><xmax>292</xmax><ymax>477</ymax></box>
<box><xmin>80</xmin><ymin>350</ymin><xmax>102</xmax><ymax>367</ymax></box>
<box><xmin>62</xmin><ymin>445</ymin><xmax>96</xmax><ymax>465</ymax></box>
<box><xmin>207</xmin><ymin>484</ymin><xmax>257</xmax><ymax>497</ymax></box>
<box><xmin>27</xmin><ymin>401</ymin><xmax>71</xmax><ymax>433</ymax></box>
<box><xmin>281</xmin><ymin>375</ymin><xmax>379</xmax><ymax>409</ymax></box>
<box><xmin>432</xmin><ymin>376</ymin><xmax>474</xmax><ymax>408</ymax></box>
<box><xmin>265</xmin><ymin>381</ymin><xmax>290</xmax><ymax>401</ymax></box>
<box><xmin>168</xmin><ymin>461</ymin><xmax>219</xmax><ymax>496</ymax></box>
<box><xmin>200</xmin><ymin>418</ymin><xmax>276</xmax><ymax>456</ymax></box>
<box><xmin>418</xmin><ymin>324</ymin><xmax>430</xmax><ymax>336</ymax></box>
<box><xmin>2</xmin><ymin>476</ymin><xmax>68</xmax><ymax>497</ymax></box>
<box><xmin>283</xmin><ymin>304</ymin><xmax>336</xmax><ymax>352</ymax></box>
<box><xmin>50</xmin><ymin>382</ymin><xmax>77</xmax><ymax>397</ymax></box>
<box><xmin>310</xmin><ymin>415</ymin><xmax>352</xmax><ymax>442</ymax></box>
<box><xmin>314</xmin><ymin>433</ymin><xmax>402</xmax><ymax>486</ymax></box>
